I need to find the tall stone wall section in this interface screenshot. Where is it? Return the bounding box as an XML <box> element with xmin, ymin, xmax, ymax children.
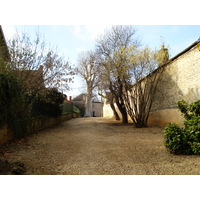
<box><xmin>103</xmin><ymin>102</ymin><xmax>121</xmax><ymax>119</ymax></box>
<box><xmin>148</xmin><ymin>45</ymin><xmax>200</xmax><ymax>127</ymax></box>
<box><xmin>103</xmin><ymin>44</ymin><xmax>200</xmax><ymax>127</ymax></box>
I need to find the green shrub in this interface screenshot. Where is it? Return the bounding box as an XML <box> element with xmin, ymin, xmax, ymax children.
<box><xmin>164</xmin><ymin>100</ymin><xmax>200</xmax><ymax>155</ymax></box>
<box><xmin>0</xmin><ymin>72</ymin><xmax>21</xmax><ymax>126</ymax></box>
<box><xmin>0</xmin><ymin>73</ymin><xmax>65</xmax><ymax>140</ymax></box>
<box><xmin>0</xmin><ymin>72</ymin><xmax>29</xmax><ymax>139</ymax></box>
<box><xmin>164</xmin><ymin>123</ymin><xmax>192</xmax><ymax>154</ymax></box>
<box><xmin>31</xmin><ymin>99</ymin><xmax>62</xmax><ymax>117</ymax></box>
<box><xmin>30</xmin><ymin>88</ymin><xmax>64</xmax><ymax>118</ymax></box>
<box><xmin>190</xmin><ymin>142</ymin><xmax>200</xmax><ymax>154</ymax></box>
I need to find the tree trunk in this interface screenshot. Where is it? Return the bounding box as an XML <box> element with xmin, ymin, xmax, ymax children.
<box><xmin>85</xmin><ymin>84</ymin><xmax>93</xmax><ymax>117</ymax></box>
<box><xmin>110</xmin><ymin>100</ymin><xmax>120</xmax><ymax>120</ymax></box>
<box><xmin>109</xmin><ymin>83</ymin><xmax>128</xmax><ymax>123</ymax></box>
<box><xmin>85</xmin><ymin>96</ymin><xmax>92</xmax><ymax>117</ymax></box>
<box><xmin>115</xmin><ymin>97</ymin><xmax>128</xmax><ymax>123</ymax></box>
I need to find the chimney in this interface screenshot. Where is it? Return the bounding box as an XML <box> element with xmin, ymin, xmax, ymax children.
<box><xmin>39</xmin><ymin>65</ymin><xmax>43</xmax><ymax>72</ymax></box>
<box><xmin>69</xmin><ymin>96</ymin><xmax>72</xmax><ymax>102</ymax></box>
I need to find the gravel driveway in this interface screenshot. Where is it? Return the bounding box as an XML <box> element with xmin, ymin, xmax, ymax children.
<box><xmin>1</xmin><ymin>117</ymin><xmax>200</xmax><ymax>175</ymax></box>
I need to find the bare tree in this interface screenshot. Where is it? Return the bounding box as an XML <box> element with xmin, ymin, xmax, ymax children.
<box><xmin>6</xmin><ymin>31</ymin><xmax>73</xmax><ymax>95</ymax></box>
<box><xmin>95</xmin><ymin>25</ymin><xmax>139</xmax><ymax>123</ymax></box>
<box><xmin>77</xmin><ymin>51</ymin><xmax>99</xmax><ymax>117</ymax></box>
<box><xmin>122</xmin><ymin>45</ymin><xmax>169</xmax><ymax>127</ymax></box>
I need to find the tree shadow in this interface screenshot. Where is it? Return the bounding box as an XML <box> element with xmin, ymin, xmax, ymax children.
<box><xmin>151</xmin><ymin>63</ymin><xmax>200</xmax><ymax>112</ymax></box>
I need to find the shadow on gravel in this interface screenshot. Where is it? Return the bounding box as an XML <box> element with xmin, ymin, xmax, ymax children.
<box><xmin>98</xmin><ymin>122</ymin><xmax>135</xmax><ymax>127</ymax></box>
<box><xmin>0</xmin><ymin>159</ymin><xmax>26</xmax><ymax>175</ymax></box>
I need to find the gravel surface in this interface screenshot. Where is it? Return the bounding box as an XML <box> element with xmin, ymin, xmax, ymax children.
<box><xmin>1</xmin><ymin>117</ymin><xmax>200</xmax><ymax>175</ymax></box>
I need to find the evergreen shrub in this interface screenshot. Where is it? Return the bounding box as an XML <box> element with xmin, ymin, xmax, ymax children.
<box><xmin>0</xmin><ymin>72</ymin><xmax>28</xmax><ymax>139</ymax></box>
<box><xmin>31</xmin><ymin>88</ymin><xmax>64</xmax><ymax>118</ymax></box>
<box><xmin>164</xmin><ymin>100</ymin><xmax>200</xmax><ymax>155</ymax></box>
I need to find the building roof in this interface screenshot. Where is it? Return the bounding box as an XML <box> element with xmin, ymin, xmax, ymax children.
<box><xmin>0</xmin><ymin>25</ymin><xmax>10</xmax><ymax>61</ymax></box>
<box><xmin>73</xmin><ymin>93</ymin><xmax>86</xmax><ymax>101</ymax></box>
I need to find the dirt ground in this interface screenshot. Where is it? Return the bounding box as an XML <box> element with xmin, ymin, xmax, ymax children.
<box><xmin>1</xmin><ymin>117</ymin><xmax>200</xmax><ymax>175</ymax></box>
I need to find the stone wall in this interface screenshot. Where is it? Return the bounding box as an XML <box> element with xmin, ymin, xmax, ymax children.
<box><xmin>103</xmin><ymin>102</ymin><xmax>120</xmax><ymax>118</ymax></box>
<box><xmin>151</xmin><ymin>45</ymin><xmax>200</xmax><ymax>111</ymax></box>
<box><xmin>103</xmin><ymin>100</ymin><xmax>132</xmax><ymax>121</ymax></box>
<box><xmin>102</xmin><ymin>43</ymin><xmax>200</xmax><ymax>127</ymax></box>
<box><xmin>92</xmin><ymin>102</ymin><xmax>103</xmax><ymax>117</ymax></box>
<box><xmin>0</xmin><ymin>113</ymin><xmax>79</xmax><ymax>145</ymax></box>
<box><xmin>148</xmin><ymin>44</ymin><xmax>200</xmax><ymax>127</ymax></box>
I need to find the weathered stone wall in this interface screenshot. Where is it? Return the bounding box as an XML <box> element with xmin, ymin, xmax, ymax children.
<box><xmin>148</xmin><ymin>44</ymin><xmax>200</xmax><ymax>127</ymax></box>
<box><xmin>0</xmin><ymin>113</ymin><xmax>79</xmax><ymax>145</ymax></box>
<box><xmin>92</xmin><ymin>102</ymin><xmax>103</xmax><ymax>117</ymax></box>
<box><xmin>103</xmin><ymin>102</ymin><xmax>121</xmax><ymax>118</ymax></box>
<box><xmin>103</xmin><ymin>43</ymin><xmax>200</xmax><ymax>127</ymax></box>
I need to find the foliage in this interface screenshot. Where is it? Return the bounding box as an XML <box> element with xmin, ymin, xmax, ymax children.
<box><xmin>7</xmin><ymin>31</ymin><xmax>74</xmax><ymax>95</ymax></box>
<box><xmin>31</xmin><ymin>88</ymin><xmax>65</xmax><ymax>118</ymax></box>
<box><xmin>123</xmin><ymin>46</ymin><xmax>168</xmax><ymax>127</ymax></box>
<box><xmin>0</xmin><ymin>72</ymin><xmax>65</xmax><ymax>139</ymax></box>
<box><xmin>0</xmin><ymin>159</ymin><xmax>26</xmax><ymax>175</ymax></box>
<box><xmin>95</xmin><ymin>25</ymin><xmax>139</xmax><ymax>123</ymax></box>
<box><xmin>164</xmin><ymin>123</ymin><xmax>192</xmax><ymax>154</ymax></box>
<box><xmin>177</xmin><ymin>100</ymin><xmax>200</xmax><ymax>120</ymax></box>
<box><xmin>0</xmin><ymin>30</ymin><xmax>76</xmax><ymax>140</ymax></box>
<box><xmin>95</xmin><ymin>26</ymin><xmax>169</xmax><ymax>126</ymax></box>
<box><xmin>164</xmin><ymin>100</ymin><xmax>200</xmax><ymax>155</ymax></box>
<box><xmin>0</xmin><ymin>72</ymin><xmax>18</xmax><ymax>126</ymax></box>
<box><xmin>0</xmin><ymin>72</ymin><xmax>29</xmax><ymax>139</ymax></box>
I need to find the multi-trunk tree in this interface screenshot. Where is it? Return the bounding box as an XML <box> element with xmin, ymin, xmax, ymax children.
<box><xmin>122</xmin><ymin>46</ymin><xmax>169</xmax><ymax>127</ymax></box>
<box><xmin>95</xmin><ymin>25</ymin><xmax>139</xmax><ymax>123</ymax></box>
<box><xmin>95</xmin><ymin>25</ymin><xmax>169</xmax><ymax>126</ymax></box>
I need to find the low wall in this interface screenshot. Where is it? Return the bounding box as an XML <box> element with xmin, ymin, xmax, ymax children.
<box><xmin>0</xmin><ymin>124</ymin><xmax>13</xmax><ymax>145</ymax></box>
<box><xmin>103</xmin><ymin>103</ymin><xmax>118</xmax><ymax>118</ymax></box>
<box><xmin>147</xmin><ymin>109</ymin><xmax>184</xmax><ymax>128</ymax></box>
<box><xmin>0</xmin><ymin>113</ymin><xmax>79</xmax><ymax>145</ymax></box>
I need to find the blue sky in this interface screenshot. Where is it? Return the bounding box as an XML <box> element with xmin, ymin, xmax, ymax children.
<box><xmin>2</xmin><ymin>25</ymin><xmax>200</xmax><ymax>97</ymax></box>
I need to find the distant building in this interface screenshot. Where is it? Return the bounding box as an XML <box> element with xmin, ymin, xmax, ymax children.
<box><xmin>64</xmin><ymin>95</ymin><xmax>72</xmax><ymax>103</ymax></box>
<box><xmin>73</xmin><ymin>93</ymin><xmax>103</xmax><ymax>117</ymax></box>
<box><xmin>92</xmin><ymin>101</ymin><xmax>103</xmax><ymax>117</ymax></box>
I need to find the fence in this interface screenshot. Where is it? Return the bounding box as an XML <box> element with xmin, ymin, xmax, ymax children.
<box><xmin>62</xmin><ymin>102</ymin><xmax>80</xmax><ymax>114</ymax></box>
